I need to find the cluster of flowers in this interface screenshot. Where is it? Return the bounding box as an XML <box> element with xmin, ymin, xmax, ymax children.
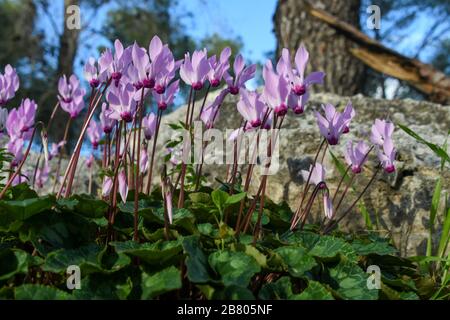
<box><xmin>0</xmin><ymin>35</ymin><xmax>397</xmax><ymax>230</ymax></box>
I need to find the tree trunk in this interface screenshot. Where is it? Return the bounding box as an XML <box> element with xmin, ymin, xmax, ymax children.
<box><xmin>56</xmin><ymin>0</ymin><xmax>80</xmax><ymax>78</ymax></box>
<box><xmin>53</xmin><ymin>0</ymin><xmax>81</xmax><ymax>145</ymax></box>
<box><xmin>274</xmin><ymin>0</ymin><xmax>366</xmax><ymax>96</ymax></box>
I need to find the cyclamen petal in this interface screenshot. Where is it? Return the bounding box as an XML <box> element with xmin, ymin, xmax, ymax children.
<box><xmin>142</xmin><ymin>113</ymin><xmax>157</xmax><ymax>140</ymax></box>
<box><xmin>87</xmin><ymin>120</ymin><xmax>103</xmax><ymax>149</ymax></box>
<box><xmin>323</xmin><ymin>194</ymin><xmax>334</xmax><ymax>219</ymax></box>
<box><xmin>118</xmin><ymin>170</ymin><xmax>128</xmax><ymax>203</ymax></box>
<box><xmin>140</xmin><ymin>149</ymin><xmax>149</xmax><ymax>172</ymax></box>
<box><xmin>345</xmin><ymin>140</ymin><xmax>370</xmax><ymax>174</ymax></box>
<box><xmin>102</xmin><ymin>177</ymin><xmax>113</xmax><ymax>197</ymax></box>
<box><xmin>301</xmin><ymin>163</ymin><xmax>326</xmax><ymax>187</ymax></box>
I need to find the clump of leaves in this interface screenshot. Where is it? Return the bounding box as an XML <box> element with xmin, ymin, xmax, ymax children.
<box><xmin>0</xmin><ymin>183</ymin><xmax>446</xmax><ymax>300</ymax></box>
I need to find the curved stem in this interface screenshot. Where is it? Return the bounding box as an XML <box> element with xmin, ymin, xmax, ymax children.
<box><xmin>291</xmin><ymin>139</ymin><xmax>326</xmax><ymax>228</ymax></box>
<box><xmin>323</xmin><ymin>167</ymin><xmax>380</xmax><ymax>234</ymax></box>
<box><xmin>145</xmin><ymin>109</ymin><xmax>162</xmax><ymax>195</ymax></box>
<box><xmin>58</xmin><ymin>82</ymin><xmax>108</xmax><ymax>198</ymax></box>
<box><xmin>52</xmin><ymin>117</ymin><xmax>72</xmax><ymax>193</ymax></box>
<box><xmin>0</xmin><ymin>122</ymin><xmax>44</xmax><ymax>199</ymax></box>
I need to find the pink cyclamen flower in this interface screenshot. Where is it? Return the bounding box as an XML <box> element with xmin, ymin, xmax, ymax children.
<box><xmin>377</xmin><ymin>138</ymin><xmax>396</xmax><ymax>173</ymax></box>
<box><xmin>98</xmin><ymin>39</ymin><xmax>132</xmax><ymax>86</ymax></box>
<box><xmin>118</xmin><ymin>170</ymin><xmax>128</xmax><ymax>203</ymax></box>
<box><xmin>100</xmin><ymin>103</ymin><xmax>116</xmax><ymax>134</ymax></box>
<box><xmin>237</xmin><ymin>89</ymin><xmax>267</xmax><ymax>128</ymax></box>
<box><xmin>0</xmin><ymin>64</ymin><xmax>20</xmax><ymax>106</ymax></box>
<box><xmin>288</xmin><ymin>91</ymin><xmax>309</xmax><ymax>115</ymax></box>
<box><xmin>107</xmin><ymin>83</ymin><xmax>136</xmax><ymax>123</ymax></box>
<box><xmin>224</xmin><ymin>54</ymin><xmax>256</xmax><ymax>95</ymax></box>
<box><xmin>370</xmin><ymin>119</ymin><xmax>394</xmax><ymax>146</ymax></box>
<box><xmin>87</xmin><ymin>120</ymin><xmax>102</xmax><ymax>149</ymax></box>
<box><xmin>84</xmin><ymin>57</ymin><xmax>105</xmax><ymax>88</ymax></box>
<box><xmin>153</xmin><ymin>44</ymin><xmax>181</xmax><ymax>95</ymax></box>
<box><xmin>152</xmin><ymin>80</ymin><xmax>179</xmax><ymax>110</ymax></box>
<box><xmin>301</xmin><ymin>163</ymin><xmax>326</xmax><ymax>188</ymax></box>
<box><xmin>262</xmin><ymin>60</ymin><xmax>290</xmax><ymax>116</ymax></box>
<box><xmin>345</xmin><ymin>140</ymin><xmax>370</xmax><ymax>174</ymax></box>
<box><xmin>208</xmin><ymin>47</ymin><xmax>231</xmax><ymax>87</ymax></box>
<box><xmin>12</xmin><ymin>170</ymin><xmax>29</xmax><ymax>187</ymax></box>
<box><xmin>35</xmin><ymin>163</ymin><xmax>50</xmax><ymax>189</ymax></box>
<box><xmin>48</xmin><ymin>140</ymin><xmax>66</xmax><ymax>161</ymax></box>
<box><xmin>161</xmin><ymin>176</ymin><xmax>173</xmax><ymax>224</ymax></box>
<box><xmin>179</xmin><ymin>49</ymin><xmax>210</xmax><ymax>90</ymax></box>
<box><xmin>58</xmin><ymin>75</ymin><xmax>86</xmax><ymax>118</ymax></box>
<box><xmin>315</xmin><ymin>102</ymin><xmax>355</xmax><ymax>145</ymax></box>
<box><xmin>142</xmin><ymin>113</ymin><xmax>157</xmax><ymax>140</ymax></box>
<box><xmin>279</xmin><ymin>46</ymin><xmax>325</xmax><ymax>96</ymax></box>
<box><xmin>86</xmin><ymin>154</ymin><xmax>95</xmax><ymax>169</ymax></box>
<box><xmin>201</xmin><ymin>89</ymin><xmax>228</xmax><ymax>129</ymax></box>
<box><xmin>140</xmin><ymin>149</ymin><xmax>149</xmax><ymax>172</ymax></box>
<box><xmin>6</xmin><ymin>98</ymin><xmax>37</xmax><ymax>140</ymax></box>
<box><xmin>102</xmin><ymin>177</ymin><xmax>113</xmax><ymax>198</ymax></box>
<box><xmin>323</xmin><ymin>194</ymin><xmax>334</xmax><ymax>219</ymax></box>
<box><xmin>7</xmin><ymin>137</ymin><xmax>24</xmax><ymax>167</ymax></box>
<box><xmin>0</xmin><ymin>107</ymin><xmax>9</xmax><ymax>137</ymax></box>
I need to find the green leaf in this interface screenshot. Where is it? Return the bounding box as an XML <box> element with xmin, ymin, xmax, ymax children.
<box><xmin>111</xmin><ymin>240</ymin><xmax>183</xmax><ymax>265</ymax></box>
<box><xmin>15</xmin><ymin>285</ymin><xmax>71</xmax><ymax>300</ymax></box>
<box><xmin>214</xmin><ymin>286</ymin><xmax>255</xmax><ymax>300</ymax></box>
<box><xmin>289</xmin><ymin>232</ymin><xmax>358</xmax><ymax>263</ymax></box>
<box><xmin>351</xmin><ymin>238</ymin><xmax>397</xmax><ymax>256</ymax></box>
<box><xmin>182</xmin><ymin>236</ymin><xmax>212</xmax><ymax>283</ymax></box>
<box><xmin>259</xmin><ymin>276</ymin><xmax>295</xmax><ymax>300</ymax></box>
<box><xmin>208</xmin><ymin>250</ymin><xmax>260</xmax><ymax>287</ymax></box>
<box><xmin>0</xmin><ymin>249</ymin><xmax>31</xmax><ymax>280</ymax></box>
<box><xmin>438</xmin><ymin>206</ymin><xmax>450</xmax><ymax>259</ymax></box>
<box><xmin>72</xmin><ymin>195</ymin><xmax>108</xmax><ymax>219</ymax></box>
<box><xmin>399</xmin><ymin>291</ymin><xmax>420</xmax><ymax>300</ymax></box>
<box><xmin>42</xmin><ymin>244</ymin><xmax>103</xmax><ymax>274</ymax></box>
<box><xmin>0</xmin><ymin>196</ymin><xmax>55</xmax><ymax>231</ymax></box>
<box><xmin>225</xmin><ymin>192</ymin><xmax>246</xmax><ymax>206</ymax></box>
<box><xmin>141</xmin><ymin>266</ymin><xmax>181</xmax><ymax>299</ymax></box>
<box><xmin>398</xmin><ymin>124</ymin><xmax>450</xmax><ymax>164</ymax></box>
<box><xmin>427</xmin><ymin>177</ymin><xmax>441</xmax><ymax>256</ymax></box>
<box><xmin>274</xmin><ymin>246</ymin><xmax>317</xmax><ymax>277</ymax></box>
<box><xmin>188</xmin><ymin>192</ymin><xmax>211</xmax><ymax>204</ymax></box>
<box><xmin>297</xmin><ymin>281</ymin><xmax>334</xmax><ymax>300</ymax></box>
<box><xmin>211</xmin><ymin>189</ymin><xmax>229</xmax><ymax>213</ymax></box>
<box><xmin>328</xmin><ymin>261</ymin><xmax>378</xmax><ymax>300</ymax></box>
<box><xmin>56</xmin><ymin>198</ymin><xmax>79</xmax><ymax>211</ymax></box>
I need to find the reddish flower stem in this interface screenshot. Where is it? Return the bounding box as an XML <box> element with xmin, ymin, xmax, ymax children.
<box><xmin>0</xmin><ymin>122</ymin><xmax>44</xmax><ymax>199</ymax></box>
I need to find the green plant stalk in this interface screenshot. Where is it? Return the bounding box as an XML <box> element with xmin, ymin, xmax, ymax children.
<box><xmin>427</xmin><ymin>177</ymin><xmax>442</xmax><ymax>257</ymax></box>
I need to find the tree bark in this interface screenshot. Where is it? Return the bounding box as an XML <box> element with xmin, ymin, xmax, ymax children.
<box><xmin>305</xmin><ymin>4</ymin><xmax>450</xmax><ymax>104</ymax></box>
<box><xmin>56</xmin><ymin>0</ymin><xmax>80</xmax><ymax>78</ymax></box>
<box><xmin>274</xmin><ymin>0</ymin><xmax>366</xmax><ymax>96</ymax></box>
<box><xmin>53</xmin><ymin>0</ymin><xmax>81</xmax><ymax>145</ymax></box>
